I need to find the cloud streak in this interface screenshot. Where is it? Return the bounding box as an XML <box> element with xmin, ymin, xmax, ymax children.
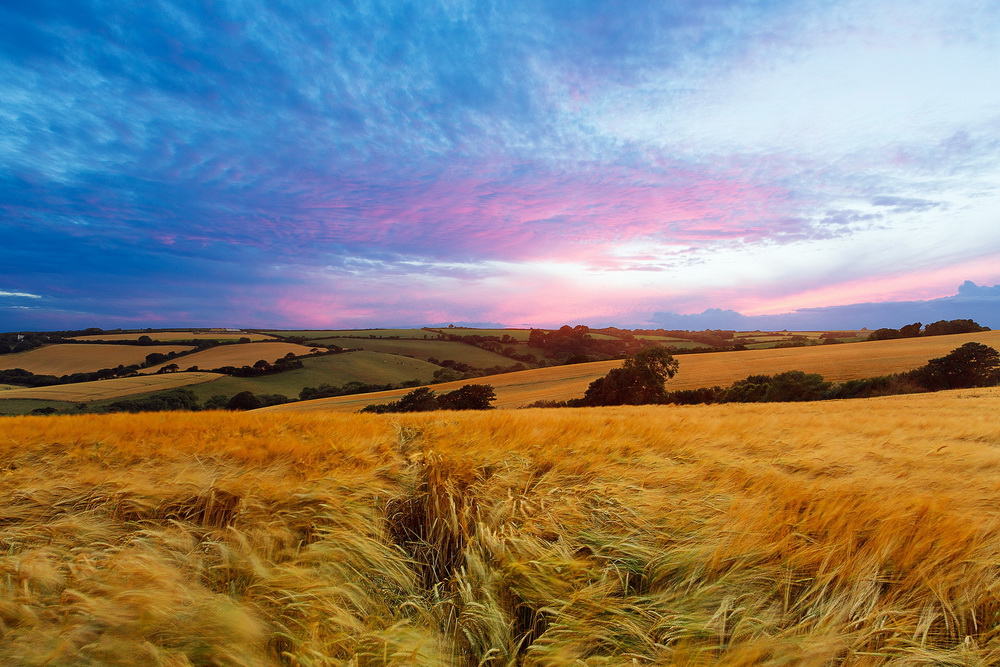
<box><xmin>2</xmin><ymin>0</ymin><xmax>999</xmax><ymax>330</ymax></box>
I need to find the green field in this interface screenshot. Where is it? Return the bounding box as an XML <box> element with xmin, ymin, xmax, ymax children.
<box><xmin>305</xmin><ymin>338</ymin><xmax>519</xmax><ymax>368</ymax></box>
<box><xmin>0</xmin><ymin>398</ymin><xmax>76</xmax><ymax>415</ymax></box>
<box><xmin>82</xmin><ymin>351</ymin><xmax>443</xmax><ymax>406</ymax></box>
<box><xmin>263</xmin><ymin>329</ymin><xmax>438</xmax><ymax>339</ymax></box>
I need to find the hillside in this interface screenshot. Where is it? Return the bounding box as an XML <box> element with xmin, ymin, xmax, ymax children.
<box><xmin>306</xmin><ymin>337</ymin><xmax>520</xmax><ymax>368</ymax></box>
<box><xmin>138</xmin><ymin>342</ymin><xmax>318</xmax><ymax>373</ymax></box>
<box><xmin>0</xmin><ymin>343</ymin><xmax>194</xmax><ymax>376</ymax></box>
<box><xmin>68</xmin><ymin>331</ymin><xmax>276</xmax><ymax>342</ymax></box>
<box><xmin>265</xmin><ymin>329</ymin><xmax>1000</xmax><ymax>412</ymax></box>
<box><xmin>0</xmin><ymin>389</ymin><xmax>998</xmax><ymax>663</ymax></box>
<box><xmin>0</xmin><ymin>372</ymin><xmax>224</xmax><ymax>404</ymax></box>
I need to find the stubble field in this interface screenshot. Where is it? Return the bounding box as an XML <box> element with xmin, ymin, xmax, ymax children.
<box><xmin>0</xmin><ymin>388</ymin><xmax>998</xmax><ymax>664</ymax></box>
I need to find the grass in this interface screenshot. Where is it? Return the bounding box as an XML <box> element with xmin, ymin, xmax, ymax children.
<box><xmin>0</xmin><ymin>343</ymin><xmax>194</xmax><ymax>376</ymax></box>
<box><xmin>0</xmin><ymin>372</ymin><xmax>224</xmax><ymax>403</ymax></box>
<box><xmin>67</xmin><ymin>351</ymin><xmax>444</xmax><ymax>410</ymax></box>
<box><xmin>183</xmin><ymin>350</ymin><xmax>442</xmax><ymax>400</ymax></box>
<box><xmin>0</xmin><ymin>398</ymin><xmax>76</xmax><ymax>415</ymax></box>
<box><xmin>68</xmin><ymin>331</ymin><xmax>276</xmax><ymax>341</ymax></box>
<box><xmin>268</xmin><ymin>330</ymin><xmax>1000</xmax><ymax>412</ymax></box>
<box><xmin>306</xmin><ymin>337</ymin><xmax>521</xmax><ymax>367</ymax></box>
<box><xmin>1</xmin><ymin>389</ymin><xmax>1000</xmax><ymax>663</ymax></box>
<box><xmin>140</xmin><ymin>342</ymin><xmax>318</xmax><ymax>374</ymax></box>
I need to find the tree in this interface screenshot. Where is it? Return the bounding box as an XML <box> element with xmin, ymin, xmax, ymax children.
<box><xmin>912</xmin><ymin>342</ymin><xmax>1000</xmax><ymax>390</ymax></box>
<box><xmin>578</xmin><ymin>347</ymin><xmax>679</xmax><ymax>406</ymax></box>
<box><xmin>227</xmin><ymin>391</ymin><xmax>262</xmax><ymax>411</ymax></box>
<box><xmin>438</xmin><ymin>384</ymin><xmax>496</xmax><ymax>410</ymax></box>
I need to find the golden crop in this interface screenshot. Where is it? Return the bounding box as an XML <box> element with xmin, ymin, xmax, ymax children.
<box><xmin>0</xmin><ymin>388</ymin><xmax>999</xmax><ymax>664</ymax></box>
<box><xmin>139</xmin><ymin>341</ymin><xmax>319</xmax><ymax>374</ymax></box>
<box><xmin>0</xmin><ymin>371</ymin><xmax>223</xmax><ymax>402</ymax></box>
<box><xmin>0</xmin><ymin>343</ymin><xmax>195</xmax><ymax>376</ymax></box>
<box><xmin>69</xmin><ymin>331</ymin><xmax>277</xmax><ymax>342</ymax></box>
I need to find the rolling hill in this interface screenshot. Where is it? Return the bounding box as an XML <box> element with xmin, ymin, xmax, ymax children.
<box><xmin>264</xmin><ymin>330</ymin><xmax>1000</xmax><ymax>412</ymax></box>
<box><xmin>0</xmin><ymin>372</ymin><xmax>223</xmax><ymax>403</ymax></box>
<box><xmin>0</xmin><ymin>344</ymin><xmax>194</xmax><ymax>376</ymax></box>
<box><xmin>139</xmin><ymin>342</ymin><xmax>318</xmax><ymax>373</ymax></box>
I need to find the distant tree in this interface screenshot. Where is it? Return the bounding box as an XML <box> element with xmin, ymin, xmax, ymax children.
<box><xmin>867</xmin><ymin>328</ymin><xmax>901</xmax><ymax>341</ymax></box>
<box><xmin>578</xmin><ymin>347</ymin><xmax>679</xmax><ymax>406</ymax></box>
<box><xmin>911</xmin><ymin>342</ymin><xmax>1000</xmax><ymax>390</ymax></box>
<box><xmin>437</xmin><ymin>384</ymin><xmax>496</xmax><ymax>410</ymax></box>
<box><xmin>156</xmin><ymin>363</ymin><xmax>180</xmax><ymax>374</ymax></box>
<box><xmin>923</xmin><ymin>319</ymin><xmax>990</xmax><ymax>336</ymax></box>
<box><xmin>136</xmin><ymin>335</ymin><xmax>153</xmax><ymax>345</ymax></box>
<box><xmin>898</xmin><ymin>322</ymin><xmax>922</xmax><ymax>338</ymax></box>
<box><xmin>227</xmin><ymin>391</ymin><xmax>262</xmax><ymax>411</ymax></box>
<box><xmin>203</xmin><ymin>395</ymin><xmax>231</xmax><ymax>410</ymax></box>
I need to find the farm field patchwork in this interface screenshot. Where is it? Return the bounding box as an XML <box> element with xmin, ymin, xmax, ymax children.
<box><xmin>139</xmin><ymin>342</ymin><xmax>318</xmax><ymax>373</ymax></box>
<box><xmin>0</xmin><ymin>343</ymin><xmax>194</xmax><ymax>376</ymax></box>
<box><xmin>268</xmin><ymin>329</ymin><xmax>1000</xmax><ymax>412</ymax></box>
<box><xmin>169</xmin><ymin>350</ymin><xmax>443</xmax><ymax>402</ymax></box>
<box><xmin>1</xmin><ymin>389</ymin><xmax>999</xmax><ymax>663</ymax></box>
<box><xmin>68</xmin><ymin>331</ymin><xmax>275</xmax><ymax>342</ymax></box>
<box><xmin>305</xmin><ymin>337</ymin><xmax>520</xmax><ymax>367</ymax></box>
<box><xmin>0</xmin><ymin>372</ymin><xmax>223</xmax><ymax>403</ymax></box>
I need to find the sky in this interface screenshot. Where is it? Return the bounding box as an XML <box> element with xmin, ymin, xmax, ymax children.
<box><xmin>2</xmin><ymin>0</ymin><xmax>999</xmax><ymax>331</ymax></box>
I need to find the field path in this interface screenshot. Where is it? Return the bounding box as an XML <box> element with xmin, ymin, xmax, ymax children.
<box><xmin>263</xmin><ymin>330</ymin><xmax>1000</xmax><ymax>412</ymax></box>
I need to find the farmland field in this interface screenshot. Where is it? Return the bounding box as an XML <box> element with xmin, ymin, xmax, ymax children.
<box><xmin>68</xmin><ymin>331</ymin><xmax>275</xmax><ymax>342</ymax></box>
<box><xmin>1</xmin><ymin>389</ymin><xmax>1000</xmax><ymax>663</ymax></box>
<box><xmin>268</xmin><ymin>329</ymin><xmax>1000</xmax><ymax>412</ymax></box>
<box><xmin>165</xmin><ymin>351</ymin><xmax>442</xmax><ymax>402</ymax></box>
<box><xmin>0</xmin><ymin>343</ymin><xmax>194</xmax><ymax>376</ymax></box>
<box><xmin>305</xmin><ymin>337</ymin><xmax>520</xmax><ymax>367</ymax></box>
<box><xmin>0</xmin><ymin>372</ymin><xmax>223</xmax><ymax>403</ymax></box>
<box><xmin>139</xmin><ymin>342</ymin><xmax>318</xmax><ymax>373</ymax></box>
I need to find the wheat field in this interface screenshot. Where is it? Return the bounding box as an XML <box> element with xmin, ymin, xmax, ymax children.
<box><xmin>69</xmin><ymin>331</ymin><xmax>277</xmax><ymax>342</ymax></box>
<box><xmin>0</xmin><ymin>388</ymin><xmax>999</xmax><ymax>664</ymax></box>
<box><xmin>139</xmin><ymin>342</ymin><xmax>319</xmax><ymax>374</ymax></box>
<box><xmin>266</xmin><ymin>330</ymin><xmax>1000</xmax><ymax>412</ymax></box>
<box><xmin>0</xmin><ymin>371</ymin><xmax>224</xmax><ymax>402</ymax></box>
<box><xmin>0</xmin><ymin>343</ymin><xmax>195</xmax><ymax>376</ymax></box>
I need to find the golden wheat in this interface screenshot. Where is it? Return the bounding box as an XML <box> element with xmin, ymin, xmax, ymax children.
<box><xmin>0</xmin><ymin>388</ymin><xmax>998</xmax><ymax>664</ymax></box>
<box><xmin>0</xmin><ymin>343</ymin><xmax>195</xmax><ymax>376</ymax></box>
<box><xmin>0</xmin><ymin>371</ymin><xmax>224</xmax><ymax>402</ymax></box>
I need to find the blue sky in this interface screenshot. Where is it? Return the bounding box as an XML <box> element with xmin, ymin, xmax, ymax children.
<box><xmin>2</xmin><ymin>0</ymin><xmax>999</xmax><ymax>330</ymax></box>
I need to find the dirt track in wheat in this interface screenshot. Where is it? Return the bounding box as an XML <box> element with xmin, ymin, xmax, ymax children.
<box><xmin>1</xmin><ymin>388</ymin><xmax>999</xmax><ymax>665</ymax></box>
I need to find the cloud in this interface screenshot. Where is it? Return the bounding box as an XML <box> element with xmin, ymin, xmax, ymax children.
<box><xmin>650</xmin><ymin>282</ymin><xmax>1000</xmax><ymax>330</ymax></box>
<box><xmin>0</xmin><ymin>290</ymin><xmax>42</xmax><ymax>299</ymax></box>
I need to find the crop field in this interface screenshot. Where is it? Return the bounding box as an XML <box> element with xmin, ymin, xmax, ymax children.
<box><xmin>68</xmin><ymin>331</ymin><xmax>275</xmax><ymax>342</ymax></box>
<box><xmin>169</xmin><ymin>351</ymin><xmax>443</xmax><ymax>402</ymax></box>
<box><xmin>0</xmin><ymin>372</ymin><xmax>223</xmax><ymax>403</ymax></box>
<box><xmin>269</xmin><ymin>330</ymin><xmax>1000</xmax><ymax>412</ymax></box>
<box><xmin>265</xmin><ymin>328</ymin><xmax>438</xmax><ymax>339</ymax></box>
<box><xmin>306</xmin><ymin>337</ymin><xmax>520</xmax><ymax>367</ymax></box>
<box><xmin>0</xmin><ymin>343</ymin><xmax>194</xmax><ymax>376</ymax></box>
<box><xmin>139</xmin><ymin>342</ymin><xmax>318</xmax><ymax>373</ymax></box>
<box><xmin>0</xmin><ymin>388</ymin><xmax>999</xmax><ymax>664</ymax></box>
